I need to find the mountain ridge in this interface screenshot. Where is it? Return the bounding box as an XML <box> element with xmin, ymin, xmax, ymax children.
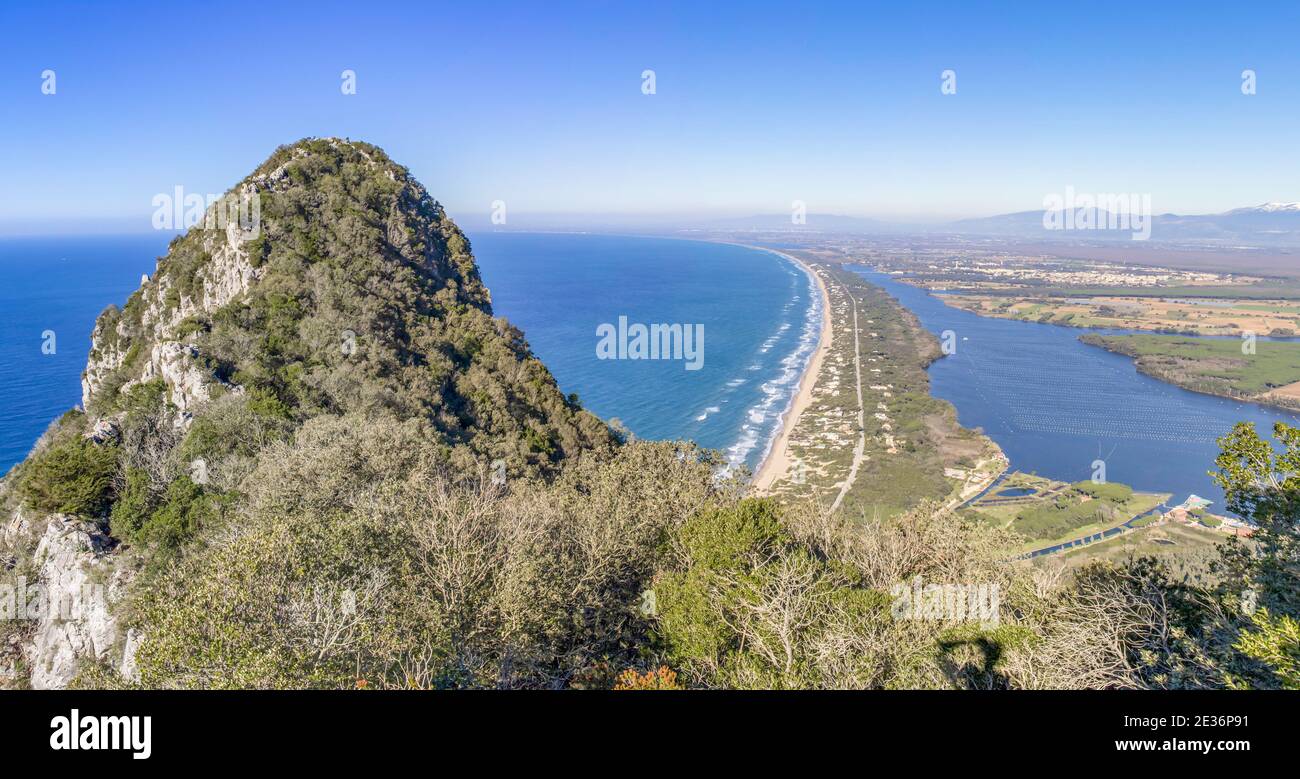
<box><xmin>1</xmin><ymin>137</ymin><xmax>618</xmax><ymax>688</ymax></box>
<box><xmin>703</xmin><ymin>203</ymin><xmax>1300</xmax><ymax>246</ymax></box>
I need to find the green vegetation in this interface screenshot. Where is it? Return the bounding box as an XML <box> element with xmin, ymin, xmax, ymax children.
<box><xmin>1213</xmin><ymin>422</ymin><xmax>1300</xmax><ymax>613</ymax></box>
<box><xmin>7</xmin><ymin>139</ymin><xmax>1300</xmax><ymax>692</ymax></box>
<box><xmin>1051</xmin><ymin>522</ymin><xmax>1227</xmax><ymax>588</ymax></box>
<box><xmin>1040</xmin><ymin>284</ymin><xmax>1300</xmax><ymax>301</ymax></box>
<box><xmin>1081</xmin><ymin>333</ymin><xmax>1300</xmax><ymax>409</ymax></box>
<box><xmin>969</xmin><ymin>477</ymin><xmax>1156</xmax><ymax>547</ymax></box>
<box><xmin>1073</xmin><ymin>480</ymin><xmax>1133</xmax><ymax>502</ymax></box>
<box><xmin>111</xmin><ymin>473</ymin><xmax>228</xmax><ymax>555</ymax></box>
<box><xmin>76</xmin><ymin>415</ymin><xmax>1133</xmax><ymax>691</ymax></box>
<box><xmin>111</xmin><ymin>428</ymin><xmax>730</xmax><ymax>690</ymax></box>
<box><xmin>1014</xmin><ymin>498</ymin><xmax>1117</xmax><ymax>541</ymax></box>
<box><xmin>1232</xmin><ymin>609</ymin><xmax>1300</xmax><ymax>689</ymax></box>
<box><xmin>16</xmin><ymin>417</ymin><xmax>118</xmax><ymax>516</ymax></box>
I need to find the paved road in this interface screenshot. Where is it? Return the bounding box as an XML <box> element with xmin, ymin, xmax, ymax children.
<box><xmin>829</xmin><ymin>279</ymin><xmax>867</xmax><ymax>515</ymax></box>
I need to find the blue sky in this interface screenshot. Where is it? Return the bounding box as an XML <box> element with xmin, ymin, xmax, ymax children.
<box><xmin>2</xmin><ymin>0</ymin><xmax>1299</xmax><ymax>233</ymax></box>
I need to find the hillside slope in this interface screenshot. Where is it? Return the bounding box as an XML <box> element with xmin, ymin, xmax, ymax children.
<box><xmin>0</xmin><ymin>141</ymin><xmax>1285</xmax><ymax>692</ymax></box>
<box><xmin>0</xmin><ymin>138</ymin><xmax>615</xmax><ymax>687</ymax></box>
<box><xmin>81</xmin><ymin>137</ymin><xmax>613</xmax><ymax>471</ymax></box>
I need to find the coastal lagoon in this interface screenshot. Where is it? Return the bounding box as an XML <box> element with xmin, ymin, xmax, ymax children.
<box><xmin>0</xmin><ymin>233</ymin><xmax>818</xmax><ymax>476</ymax></box>
<box><xmin>6</xmin><ymin>231</ymin><xmax>1287</xmax><ymax>513</ymax></box>
<box><xmin>853</xmin><ymin>267</ymin><xmax>1300</xmax><ymax>510</ymax></box>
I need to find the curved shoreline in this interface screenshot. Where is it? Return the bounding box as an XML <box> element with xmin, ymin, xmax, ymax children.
<box><xmin>750</xmin><ymin>249</ymin><xmax>832</xmax><ymax>490</ymax></box>
<box><xmin>481</xmin><ymin>232</ymin><xmax>828</xmax><ymax>476</ymax></box>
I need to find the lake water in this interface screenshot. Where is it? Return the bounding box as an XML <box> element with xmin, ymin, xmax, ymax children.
<box><xmin>0</xmin><ymin>232</ymin><xmax>819</xmax><ymax>477</ymax></box>
<box><xmin>852</xmin><ymin>267</ymin><xmax>1300</xmax><ymax>510</ymax></box>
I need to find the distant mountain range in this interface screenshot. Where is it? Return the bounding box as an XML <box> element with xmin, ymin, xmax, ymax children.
<box><xmin>710</xmin><ymin>203</ymin><xmax>1300</xmax><ymax>246</ymax></box>
<box><xmin>700</xmin><ymin>213</ymin><xmax>906</xmax><ymax>233</ymax></box>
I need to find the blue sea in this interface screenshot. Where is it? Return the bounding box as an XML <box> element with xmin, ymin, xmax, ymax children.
<box><xmin>4</xmin><ymin>233</ymin><xmax>1298</xmax><ymax>511</ymax></box>
<box><xmin>854</xmin><ymin>267</ymin><xmax>1300</xmax><ymax>509</ymax></box>
<box><xmin>472</xmin><ymin>233</ymin><xmax>822</xmax><ymax>471</ymax></box>
<box><xmin>0</xmin><ymin>235</ymin><xmax>166</xmax><ymax>472</ymax></box>
<box><xmin>0</xmin><ymin>233</ymin><xmax>821</xmax><ymax>476</ymax></box>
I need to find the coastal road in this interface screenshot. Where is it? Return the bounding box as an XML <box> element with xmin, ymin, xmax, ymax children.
<box><xmin>829</xmin><ymin>279</ymin><xmax>867</xmax><ymax>515</ymax></box>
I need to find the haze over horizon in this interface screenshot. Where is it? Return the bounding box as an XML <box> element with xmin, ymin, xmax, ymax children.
<box><xmin>3</xmin><ymin>1</ymin><xmax>1300</xmax><ymax>235</ymax></box>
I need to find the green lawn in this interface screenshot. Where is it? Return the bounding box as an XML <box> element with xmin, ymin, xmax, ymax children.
<box><xmin>1008</xmin><ymin>490</ymin><xmax>1164</xmax><ymax>547</ymax></box>
<box><xmin>1040</xmin><ymin>284</ymin><xmax>1300</xmax><ymax>300</ymax></box>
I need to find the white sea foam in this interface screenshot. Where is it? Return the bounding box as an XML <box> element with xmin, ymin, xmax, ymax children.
<box><xmin>694</xmin><ymin>405</ymin><xmax>721</xmax><ymax>422</ymax></box>
<box><xmin>722</xmin><ymin>253</ymin><xmax>825</xmax><ymax>475</ymax></box>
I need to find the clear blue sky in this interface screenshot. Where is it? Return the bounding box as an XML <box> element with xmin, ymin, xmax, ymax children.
<box><xmin>2</xmin><ymin>0</ymin><xmax>1299</xmax><ymax>233</ymax></box>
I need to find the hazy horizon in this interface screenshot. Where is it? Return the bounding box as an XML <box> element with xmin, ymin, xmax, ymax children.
<box><xmin>3</xmin><ymin>1</ymin><xmax>1300</xmax><ymax>237</ymax></box>
<box><xmin>8</xmin><ymin>201</ymin><xmax>1300</xmax><ymax>239</ymax></box>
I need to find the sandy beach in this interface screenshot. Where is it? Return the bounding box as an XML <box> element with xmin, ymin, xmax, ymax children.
<box><xmin>751</xmin><ymin>250</ymin><xmax>833</xmax><ymax>491</ymax></box>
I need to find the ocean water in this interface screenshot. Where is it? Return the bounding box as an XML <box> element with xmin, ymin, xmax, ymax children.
<box><xmin>7</xmin><ymin>232</ymin><xmax>1293</xmax><ymax>512</ymax></box>
<box><xmin>854</xmin><ymin>267</ymin><xmax>1300</xmax><ymax>509</ymax></box>
<box><xmin>0</xmin><ymin>235</ymin><xmax>168</xmax><ymax>472</ymax></box>
<box><xmin>471</xmin><ymin>233</ymin><xmax>821</xmax><ymax>472</ymax></box>
<box><xmin>0</xmin><ymin>232</ymin><xmax>820</xmax><ymax>476</ymax></box>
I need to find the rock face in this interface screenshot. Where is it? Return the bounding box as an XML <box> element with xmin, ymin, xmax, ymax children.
<box><xmin>80</xmin><ymin>318</ymin><xmax>129</xmax><ymax>410</ymax></box>
<box><xmin>24</xmin><ymin>516</ymin><xmax>129</xmax><ymax>689</ymax></box>
<box><xmin>81</xmin><ymin>183</ymin><xmax>265</xmax><ymax>414</ymax></box>
<box><xmin>137</xmin><ymin>341</ymin><xmax>242</xmax><ymax>417</ymax></box>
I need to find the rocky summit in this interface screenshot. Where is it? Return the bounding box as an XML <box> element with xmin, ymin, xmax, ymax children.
<box><xmin>0</xmin><ymin>138</ymin><xmax>616</xmax><ymax>688</ymax></box>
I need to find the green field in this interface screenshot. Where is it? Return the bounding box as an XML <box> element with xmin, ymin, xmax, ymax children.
<box><xmin>967</xmin><ymin>475</ymin><xmax>1168</xmax><ymax>553</ymax></box>
<box><xmin>1081</xmin><ymin>333</ymin><xmax>1300</xmax><ymax>400</ymax></box>
<box><xmin>1011</xmin><ymin>491</ymin><xmax>1167</xmax><ymax>552</ymax></box>
<box><xmin>1047</xmin><ymin>523</ymin><xmax>1231</xmax><ymax>586</ymax></box>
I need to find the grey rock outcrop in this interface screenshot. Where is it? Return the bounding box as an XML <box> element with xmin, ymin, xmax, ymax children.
<box><xmin>81</xmin><ymin>180</ymin><xmax>265</xmax><ymax>415</ymax></box>
<box><xmin>24</xmin><ymin>516</ymin><xmax>129</xmax><ymax>689</ymax></box>
<box><xmin>134</xmin><ymin>341</ymin><xmax>240</xmax><ymax>417</ymax></box>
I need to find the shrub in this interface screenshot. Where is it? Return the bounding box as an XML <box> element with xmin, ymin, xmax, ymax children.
<box><xmin>18</xmin><ymin>437</ymin><xmax>118</xmax><ymax>516</ymax></box>
<box><xmin>1232</xmin><ymin>609</ymin><xmax>1300</xmax><ymax>689</ymax></box>
<box><xmin>110</xmin><ymin>467</ymin><xmax>157</xmax><ymax>539</ymax></box>
<box><xmin>614</xmin><ymin>666</ymin><xmax>683</xmax><ymax>690</ymax></box>
<box><xmin>1072</xmin><ymin>481</ymin><xmax>1134</xmax><ymax>502</ymax></box>
<box><xmin>133</xmin><ymin>476</ymin><xmax>220</xmax><ymax>552</ymax></box>
<box><xmin>120</xmin><ymin>423</ymin><xmax>723</xmax><ymax>690</ymax></box>
<box><xmin>179</xmin><ymin>393</ymin><xmax>293</xmax><ymax>469</ymax></box>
